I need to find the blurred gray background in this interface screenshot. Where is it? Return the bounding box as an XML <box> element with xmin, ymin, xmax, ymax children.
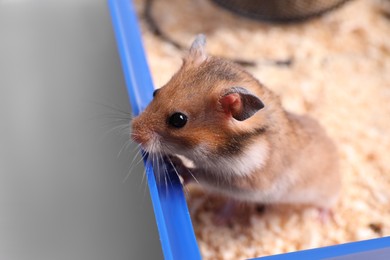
<box><xmin>0</xmin><ymin>0</ymin><xmax>163</xmax><ymax>259</ymax></box>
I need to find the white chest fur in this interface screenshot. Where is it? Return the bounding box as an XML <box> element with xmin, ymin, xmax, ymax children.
<box><xmin>205</xmin><ymin>137</ymin><xmax>270</xmax><ymax>178</ymax></box>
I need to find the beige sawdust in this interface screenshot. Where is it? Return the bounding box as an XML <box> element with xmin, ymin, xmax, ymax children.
<box><xmin>134</xmin><ymin>0</ymin><xmax>390</xmax><ymax>258</ymax></box>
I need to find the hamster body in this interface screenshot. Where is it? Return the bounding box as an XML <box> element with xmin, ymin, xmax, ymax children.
<box><xmin>132</xmin><ymin>35</ymin><xmax>340</xmax><ymax>209</ymax></box>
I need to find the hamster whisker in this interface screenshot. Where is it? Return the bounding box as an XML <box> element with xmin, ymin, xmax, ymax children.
<box><xmin>99</xmin><ymin>122</ymin><xmax>131</xmax><ymax>141</ymax></box>
<box><xmin>151</xmin><ymin>152</ymin><xmax>163</xmax><ymax>188</ymax></box>
<box><xmin>117</xmin><ymin>139</ymin><xmax>132</xmax><ymax>158</ymax></box>
<box><xmin>140</xmin><ymin>163</ymin><xmax>149</xmax><ymax>199</ymax></box>
<box><xmin>148</xmin><ymin>146</ymin><xmax>161</xmax><ymax>185</ymax></box>
<box><xmin>187</xmin><ymin>169</ymin><xmax>200</xmax><ymax>185</ymax></box>
<box><xmin>95</xmin><ymin>120</ymin><xmax>131</xmax><ymax>137</ymax></box>
<box><xmin>155</xmin><ymin>153</ymin><xmax>165</xmax><ymax>192</ymax></box>
<box><xmin>91</xmin><ymin>100</ymin><xmax>132</xmax><ymax>117</ymax></box>
<box><xmin>156</xmin><ymin>153</ymin><xmax>162</xmax><ymax>180</ymax></box>
<box><xmin>161</xmin><ymin>153</ymin><xmax>173</xmax><ymax>191</ymax></box>
<box><xmin>89</xmin><ymin>114</ymin><xmax>132</xmax><ymax>121</ymax></box>
<box><xmin>85</xmin><ymin>116</ymin><xmax>131</xmax><ymax>132</ymax></box>
<box><xmin>129</xmin><ymin>142</ymin><xmax>142</xmax><ymax>155</ymax></box>
<box><xmin>141</xmin><ymin>158</ymin><xmax>150</xmax><ymax>189</ymax></box>
<box><xmin>122</xmin><ymin>148</ymin><xmax>144</xmax><ymax>183</ymax></box>
<box><xmin>165</xmin><ymin>156</ymin><xmax>191</xmax><ymax>197</ymax></box>
<box><xmin>166</xmin><ymin>156</ymin><xmax>180</xmax><ymax>182</ymax></box>
<box><xmin>161</xmin><ymin>157</ymin><xmax>169</xmax><ymax>195</ymax></box>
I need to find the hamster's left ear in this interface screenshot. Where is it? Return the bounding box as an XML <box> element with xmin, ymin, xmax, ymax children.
<box><xmin>184</xmin><ymin>34</ymin><xmax>207</xmax><ymax>66</ymax></box>
<box><xmin>219</xmin><ymin>87</ymin><xmax>264</xmax><ymax>121</ymax></box>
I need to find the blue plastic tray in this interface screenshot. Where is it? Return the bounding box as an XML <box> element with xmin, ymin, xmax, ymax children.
<box><xmin>108</xmin><ymin>0</ymin><xmax>390</xmax><ymax>259</ymax></box>
<box><xmin>107</xmin><ymin>0</ymin><xmax>201</xmax><ymax>259</ymax></box>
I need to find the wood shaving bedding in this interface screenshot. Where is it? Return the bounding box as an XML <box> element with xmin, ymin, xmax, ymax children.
<box><xmin>134</xmin><ymin>0</ymin><xmax>390</xmax><ymax>258</ymax></box>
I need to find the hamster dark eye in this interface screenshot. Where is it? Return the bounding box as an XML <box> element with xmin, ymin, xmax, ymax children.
<box><xmin>168</xmin><ymin>112</ymin><xmax>188</xmax><ymax>128</ymax></box>
<box><xmin>153</xmin><ymin>89</ymin><xmax>159</xmax><ymax>98</ymax></box>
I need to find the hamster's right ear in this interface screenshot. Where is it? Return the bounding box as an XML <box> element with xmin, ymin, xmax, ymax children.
<box><xmin>184</xmin><ymin>34</ymin><xmax>207</xmax><ymax>66</ymax></box>
<box><xmin>219</xmin><ymin>87</ymin><xmax>264</xmax><ymax>121</ymax></box>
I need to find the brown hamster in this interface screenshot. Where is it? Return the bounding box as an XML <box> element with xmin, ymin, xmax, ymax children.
<box><xmin>132</xmin><ymin>35</ymin><xmax>340</xmax><ymax>209</ymax></box>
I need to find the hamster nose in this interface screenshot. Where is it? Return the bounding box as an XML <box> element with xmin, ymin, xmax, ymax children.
<box><xmin>131</xmin><ymin>118</ymin><xmax>146</xmax><ymax>144</ymax></box>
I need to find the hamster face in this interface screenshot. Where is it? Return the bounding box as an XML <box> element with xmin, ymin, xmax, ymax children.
<box><xmin>132</xmin><ymin>58</ymin><xmax>229</xmax><ymax>155</ymax></box>
<box><xmin>132</xmin><ymin>35</ymin><xmax>268</xmax><ymax>169</ymax></box>
<box><xmin>131</xmin><ymin>56</ymin><xmax>266</xmax><ymax>165</ymax></box>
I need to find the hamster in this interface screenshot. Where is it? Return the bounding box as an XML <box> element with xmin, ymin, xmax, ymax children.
<box><xmin>131</xmin><ymin>35</ymin><xmax>340</xmax><ymax>209</ymax></box>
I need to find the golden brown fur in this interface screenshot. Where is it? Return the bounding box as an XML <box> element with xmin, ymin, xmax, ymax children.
<box><xmin>132</xmin><ymin>35</ymin><xmax>340</xmax><ymax>209</ymax></box>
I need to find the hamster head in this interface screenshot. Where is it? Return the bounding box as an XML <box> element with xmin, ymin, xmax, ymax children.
<box><xmin>131</xmin><ymin>35</ymin><xmax>267</xmax><ymax>166</ymax></box>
